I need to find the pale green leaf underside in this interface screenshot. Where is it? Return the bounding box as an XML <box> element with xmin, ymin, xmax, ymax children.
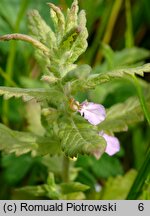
<box><xmin>0</xmin><ymin>124</ymin><xmax>61</xmax><ymax>156</ymax></box>
<box><xmin>60</xmin><ymin>119</ymin><xmax>106</xmax><ymax>158</ymax></box>
<box><xmin>0</xmin><ymin>86</ymin><xmax>63</xmax><ymax>104</ymax></box>
<box><xmin>71</xmin><ymin>63</ymin><xmax>150</xmax><ymax>91</ymax></box>
<box><xmin>98</xmin><ymin>88</ymin><xmax>150</xmax><ymax>132</ymax></box>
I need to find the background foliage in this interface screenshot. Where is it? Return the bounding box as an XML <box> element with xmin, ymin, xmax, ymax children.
<box><xmin>0</xmin><ymin>0</ymin><xmax>150</xmax><ymax>200</ymax></box>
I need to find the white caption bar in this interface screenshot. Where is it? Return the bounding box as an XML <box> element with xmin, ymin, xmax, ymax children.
<box><xmin>0</xmin><ymin>200</ymin><xmax>149</xmax><ymax>216</ymax></box>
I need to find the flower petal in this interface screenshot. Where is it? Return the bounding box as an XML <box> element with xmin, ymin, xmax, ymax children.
<box><xmin>79</xmin><ymin>102</ymin><xmax>106</xmax><ymax>125</ymax></box>
<box><xmin>100</xmin><ymin>133</ymin><xmax>120</xmax><ymax>156</ymax></box>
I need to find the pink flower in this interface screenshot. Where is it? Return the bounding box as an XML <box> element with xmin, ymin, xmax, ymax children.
<box><xmin>78</xmin><ymin>101</ymin><xmax>106</xmax><ymax>125</ymax></box>
<box><xmin>76</xmin><ymin>99</ymin><xmax>120</xmax><ymax>158</ymax></box>
<box><xmin>99</xmin><ymin>131</ymin><xmax>120</xmax><ymax>156</ymax></box>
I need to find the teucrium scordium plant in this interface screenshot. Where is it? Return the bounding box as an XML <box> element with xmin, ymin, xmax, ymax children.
<box><xmin>0</xmin><ymin>0</ymin><xmax>150</xmax><ymax>198</ymax></box>
<box><xmin>0</xmin><ymin>0</ymin><xmax>107</xmax><ymax>159</ymax></box>
<box><xmin>0</xmin><ymin>0</ymin><xmax>150</xmax><ymax>158</ymax></box>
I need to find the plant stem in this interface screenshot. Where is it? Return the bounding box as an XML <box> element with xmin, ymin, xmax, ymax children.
<box><xmin>102</xmin><ymin>0</ymin><xmax>123</xmax><ymax>44</ymax></box>
<box><xmin>125</xmin><ymin>0</ymin><xmax>134</xmax><ymax>48</ymax></box>
<box><xmin>94</xmin><ymin>0</ymin><xmax>123</xmax><ymax>64</ymax></box>
<box><xmin>133</xmin><ymin>75</ymin><xmax>150</xmax><ymax>125</ymax></box>
<box><xmin>0</xmin><ymin>67</ymin><xmax>18</xmax><ymax>87</ymax></box>
<box><xmin>126</xmin><ymin>147</ymin><xmax>150</xmax><ymax>199</ymax></box>
<box><xmin>86</xmin><ymin>2</ymin><xmax>112</xmax><ymax>65</ymax></box>
<box><xmin>1</xmin><ymin>0</ymin><xmax>29</xmax><ymax>125</ymax></box>
<box><xmin>62</xmin><ymin>156</ymin><xmax>70</xmax><ymax>182</ymax></box>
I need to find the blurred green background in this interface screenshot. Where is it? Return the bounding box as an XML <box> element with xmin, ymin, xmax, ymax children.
<box><xmin>0</xmin><ymin>0</ymin><xmax>150</xmax><ymax>199</ymax></box>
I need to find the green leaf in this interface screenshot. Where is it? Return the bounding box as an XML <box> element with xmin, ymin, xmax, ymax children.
<box><xmin>139</xmin><ymin>175</ymin><xmax>150</xmax><ymax>200</ymax></box>
<box><xmin>15</xmin><ymin>172</ymin><xmax>60</xmax><ymax>199</ymax></box>
<box><xmin>34</xmin><ymin>49</ymin><xmax>61</xmax><ymax>80</ymax></box>
<box><xmin>91</xmin><ymin>154</ymin><xmax>124</xmax><ymax>178</ymax></box>
<box><xmin>68</xmin><ymin>9</ymin><xmax>88</xmax><ymax>64</ymax></box>
<box><xmin>42</xmin><ymin>155</ymin><xmax>63</xmax><ymax>175</ymax></box>
<box><xmin>28</xmin><ymin>9</ymin><xmax>56</xmax><ymax>48</ymax></box>
<box><xmin>65</xmin><ymin>0</ymin><xmax>79</xmax><ymax>33</ymax></box>
<box><xmin>0</xmin><ymin>123</ymin><xmax>37</xmax><ymax>155</ymax></box>
<box><xmin>48</xmin><ymin>3</ymin><xmax>65</xmax><ymax>42</ymax></box>
<box><xmin>41</xmin><ymin>107</ymin><xmax>59</xmax><ymax>125</ymax></box>
<box><xmin>76</xmin><ymin>154</ymin><xmax>124</xmax><ymax>179</ymax></box>
<box><xmin>41</xmin><ymin>1</ymin><xmax>88</xmax><ymax>78</ymax></box>
<box><xmin>97</xmin><ymin>47</ymin><xmax>150</xmax><ymax>73</ymax></box>
<box><xmin>76</xmin><ymin>168</ymin><xmax>97</xmax><ymax>188</ymax></box>
<box><xmin>61</xmin><ymin>192</ymin><xmax>86</xmax><ymax>200</ymax></box>
<box><xmin>15</xmin><ymin>184</ymin><xmax>86</xmax><ymax>200</ymax></box>
<box><xmin>59</xmin><ymin>117</ymin><xmax>106</xmax><ymax>158</ymax></box>
<box><xmin>15</xmin><ymin>185</ymin><xmax>49</xmax><ymax>198</ymax></box>
<box><xmin>46</xmin><ymin>0</ymin><xmax>88</xmax><ymax>77</ymax></box>
<box><xmin>100</xmin><ymin>43</ymin><xmax>115</xmax><ymax>70</ymax></box>
<box><xmin>62</xmin><ymin>64</ymin><xmax>91</xmax><ymax>82</ymax></box>
<box><xmin>60</xmin><ymin>182</ymin><xmax>89</xmax><ymax>194</ymax></box>
<box><xmin>1</xmin><ymin>1</ymin><xmax>88</xmax><ymax>79</ymax></box>
<box><xmin>100</xmin><ymin>169</ymin><xmax>137</xmax><ymax>200</ymax></box>
<box><xmin>0</xmin><ymin>86</ymin><xmax>64</xmax><ymax>104</ymax></box>
<box><xmin>46</xmin><ymin>172</ymin><xmax>61</xmax><ymax>199</ymax></box>
<box><xmin>2</xmin><ymin>154</ymin><xmax>33</xmax><ymax>185</ymax></box>
<box><xmin>112</xmin><ymin>48</ymin><xmax>150</xmax><ymax>66</ymax></box>
<box><xmin>98</xmin><ymin>89</ymin><xmax>150</xmax><ymax>132</ymax></box>
<box><xmin>36</xmin><ymin>136</ymin><xmax>61</xmax><ymax>156</ymax></box>
<box><xmin>49</xmin><ymin>1</ymin><xmax>88</xmax><ymax>77</ymax></box>
<box><xmin>71</xmin><ymin>63</ymin><xmax>150</xmax><ymax>91</ymax></box>
<box><xmin>15</xmin><ymin>173</ymin><xmax>89</xmax><ymax>199</ymax></box>
<box><xmin>0</xmin><ymin>123</ymin><xmax>61</xmax><ymax>156</ymax></box>
<box><xmin>59</xmin><ymin>27</ymin><xmax>80</xmax><ymax>55</ymax></box>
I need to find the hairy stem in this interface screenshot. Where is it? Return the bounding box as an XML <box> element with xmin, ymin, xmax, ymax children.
<box><xmin>0</xmin><ymin>34</ymin><xmax>49</xmax><ymax>54</ymax></box>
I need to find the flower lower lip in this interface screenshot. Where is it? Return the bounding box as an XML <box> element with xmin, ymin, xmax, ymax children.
<box><xmin>78</xmin><ymin>101</ymin><xmax>106</xmax><ymax>125</ymax></box>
